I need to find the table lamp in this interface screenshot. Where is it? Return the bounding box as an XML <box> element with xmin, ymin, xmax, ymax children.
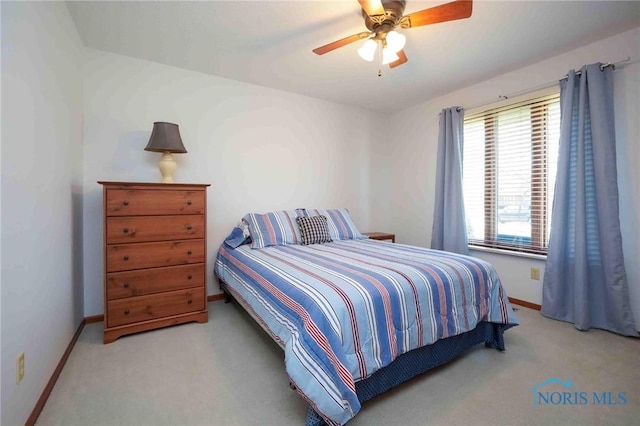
<box><xmin>144</xmin><ymin>122</ymin><xmax>188</xmax><ymax>183</ymax></box>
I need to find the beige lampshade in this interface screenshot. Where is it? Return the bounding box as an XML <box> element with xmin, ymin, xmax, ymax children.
<box><xmin>144</xmin><ymin>122</ymin><xmax>188</xmax><ymax>153</ymax></box>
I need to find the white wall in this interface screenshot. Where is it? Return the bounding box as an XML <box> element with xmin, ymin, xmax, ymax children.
<box><xmin>1</xmin><ymin>2</ymin><xmax>84</xmax><ymax>425</ymax></box>
<box><xmin>82</xmin><ymin>49</ymin><xmax>382</xmax><ymax>316</ymax></box>
<box><xmin>371</xmin><ymin>27</ymin><xmax>640</xmax><ymax>330</ymax></box>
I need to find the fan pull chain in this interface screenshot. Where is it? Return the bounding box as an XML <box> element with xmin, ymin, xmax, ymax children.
<box><xmin>377</xmin><ymin>40</ymin><xmax>383</xmax><ymax>77</ymax></box>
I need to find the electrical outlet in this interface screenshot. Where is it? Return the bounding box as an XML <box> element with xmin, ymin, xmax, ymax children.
<box><xmin>16</xmin><ymin>352</ymin><xmax>25</xmax><ymax>384</ymax></box>
<box><xmin>530</xmin><ymin>267</ymin><xmax>540</xmax><ymax>281</ymax></box>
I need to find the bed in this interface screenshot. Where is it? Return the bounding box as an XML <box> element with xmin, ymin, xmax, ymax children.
<box><xmin>214</xmin><ymin>209</ymin><xmax>518</xmax><ymax>425</ymax></box>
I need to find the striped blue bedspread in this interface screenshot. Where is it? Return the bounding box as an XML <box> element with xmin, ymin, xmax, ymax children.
<box><xmin>215</xmin><ymin>239</ymin><xmax>518</xmax><ymax>425</ymax></box>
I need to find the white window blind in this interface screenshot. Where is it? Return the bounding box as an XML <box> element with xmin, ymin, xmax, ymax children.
<box><xmin>463</xmin><ymin>91</ymin><xmax>560</xmax><ymax>255</ymax></box>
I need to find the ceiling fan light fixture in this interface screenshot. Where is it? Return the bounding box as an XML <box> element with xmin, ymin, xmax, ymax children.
<box><xmin>312</xmin><ymin>0</ymin><xmax>475</xmax><ymax>71</ymax></box>
<box><xmin>357</xmin><ymin>39</ymin><xmax>378</xmax><ymax>61</ymax></box>
<box><xmin>385</xmin><ymin>30</ymin><xmax>406</xmax><ymax>53</ymax></box>
<box><xmin>381</xmin><ymin>46</ymin><xmax>400</xmax><ymax>65</ymax></box>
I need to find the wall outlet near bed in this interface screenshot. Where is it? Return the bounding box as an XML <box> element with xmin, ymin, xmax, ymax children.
<box><xmin>530</xmin><ymin>267</ymin><xmax>541</xmax><ymax>281</ymax></box>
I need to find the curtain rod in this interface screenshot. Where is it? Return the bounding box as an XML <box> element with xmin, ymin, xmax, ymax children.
<box><xmin>559</xmin><ymin>56</ymin><xmax>632</xmax><ymax>81</ymax></box>
<box><xmin>453</xmin><ymin>57</ymin><xmax>633</xmax><ymax>113</ymax></box>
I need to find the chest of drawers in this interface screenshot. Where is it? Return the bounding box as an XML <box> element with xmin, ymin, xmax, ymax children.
<box><xmin>99</xmin><ymin>181</ymin><xmax>210</xmax><ymax>343</ymax></box>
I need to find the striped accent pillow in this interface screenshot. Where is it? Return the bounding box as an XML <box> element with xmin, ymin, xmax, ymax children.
<box><xmin>244</xmin><ymin>210</ymin><xmax>305</xmax><ymax>249</ymax></box>
<box><xmin>296</xmin><ymin>215</ymin><xmax>332</xmax><ymax>245</ymax></box>
<box><xmin>307</xmin><ymin>208</ymin><xmax>366</xmax><ymax>241</ymax></box>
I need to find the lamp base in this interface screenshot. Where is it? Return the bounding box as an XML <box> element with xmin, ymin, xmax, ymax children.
<box><xmin>158</xmin><ymin>152</ymin><xmax>177</xmax><ymax>183</ymax></box>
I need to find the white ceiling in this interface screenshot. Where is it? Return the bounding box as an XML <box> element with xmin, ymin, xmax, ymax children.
<box><xmin>67</xmin><ymin>0</ymin><xmax>640</xmax><ymax>112</ymax></box>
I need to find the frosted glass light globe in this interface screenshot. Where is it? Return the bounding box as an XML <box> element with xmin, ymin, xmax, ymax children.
<box><xmin>386</xmin><ymin>30</ymin><xmax>406</xmax><ymax>53</ymax></box>
<box><xmin>357</xmin><ymin>39</ymin><xmax>378</xmax><ymax>62</ymax></box>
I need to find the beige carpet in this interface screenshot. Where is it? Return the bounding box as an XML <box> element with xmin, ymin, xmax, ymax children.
<box><xmin>36</xmin><ymin>302</ymin><xmax>640</xmax><ymax>426</ymax></box>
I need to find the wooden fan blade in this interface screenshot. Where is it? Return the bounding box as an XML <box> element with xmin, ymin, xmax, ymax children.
<box><xmin>404</xmin><ymin>0</ymin><xmax>472</xmax><ymax>28</ymax></box>
<box><xmin>312</xmin><ymin>32</ymin><xmax>370</xmax><ymax>55</ymax></box>
<box><xmin>389</xmin><ymin>49</ymin><xmax>408</xmax><ymax>68</ymax></box>
<box><xmin>358</xmin><ymin>0</ymin><xmax>385</xmax><ymax>17</ymax></box>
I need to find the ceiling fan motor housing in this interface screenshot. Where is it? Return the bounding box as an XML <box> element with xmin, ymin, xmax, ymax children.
<box><xmin>363</xmin><ymin>0</ymin><xmax>407</xmax><ymax>36</ymax></box>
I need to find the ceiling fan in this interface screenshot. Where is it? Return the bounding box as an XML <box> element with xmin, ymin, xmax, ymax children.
<box><xmin>312</xmin><ymin>0</ymin><xmax>473</xmax><ymax>70</ymax></box>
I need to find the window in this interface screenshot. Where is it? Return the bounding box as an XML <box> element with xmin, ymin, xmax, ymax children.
<box><xmin>463</xmin><ymin>91</ymin><xmax>560</xmax><ymax>255</ymax></box>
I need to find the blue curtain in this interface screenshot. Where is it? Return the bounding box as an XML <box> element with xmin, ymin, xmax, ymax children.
<box><xmin>542</xmin><ymin>63</ymin><xmax>636</xmax><ymax>336</ymax></box>
<box><xmin>431</xmin><ymin>107</ymin><xmax>469</xmax><ymax>255</ymax></box>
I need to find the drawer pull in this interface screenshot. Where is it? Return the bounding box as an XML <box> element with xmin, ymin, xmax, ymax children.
<box><xmin>123</xmin><ymin>282</ymin><xmax>130</xmax><ymax>289</ymax></box>
<box><xmin>187</xmin><ymin>200</ymin><xmax>192</xmax><ymax>205</ymax></box>
<box><xmin>123</xmin><ymin>255</ymin><xmax>129</xmax><ymax>261</ymax></box>
<box><xmin>124</xmin><ymin>309</ymin><xmax>130</xmax><ymax>315</ymax></box>
<box><xmin>187</xmin><ymin>299</ymin><xmax>193</xmax><ymax>305</ymax></box>
<box><xmin>123</xmin><ymin>200</ymin><xmax>129</xmax><ymax>206</ymax></box>
<box><xmin>186</xmin><ymin>224</ymin><xmax>193</xmax><ymax>230</ymax></box>
<box><xmin>187</xmin><ymin>250</ymin><xmax>192</xmax><ymax>255</ymax></box>
<box><xmin>187</xmin><ymin>274</ymin><xmax>192</xmax><ymax>280</ymax></box>
<box><xmin>123</xmin><ymin>228</ymin><xmax>129</xmax><ymax>234</ymax></box>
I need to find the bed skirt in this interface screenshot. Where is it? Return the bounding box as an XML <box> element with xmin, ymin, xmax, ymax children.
<box><xmin>305</xmin><ymin>321</ymin><xmax>513</xmax><ymax>426</ymax></box>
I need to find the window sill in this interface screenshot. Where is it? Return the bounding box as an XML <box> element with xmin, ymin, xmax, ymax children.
<box><xmin>469</xmin><ymin>245</ymin><xmax>547</xmax><ymax>261</ymax></box>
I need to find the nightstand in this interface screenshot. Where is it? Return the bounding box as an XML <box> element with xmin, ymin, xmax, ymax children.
<box><xmin>363</xmin><ymin>232</ymin><xmax>395</xmax><ymax>243</ymax></box>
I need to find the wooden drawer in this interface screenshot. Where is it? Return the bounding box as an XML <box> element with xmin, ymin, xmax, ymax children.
<box><xmin>106</xmin><ymin>239</ymin><xmax>205</xmax><ymax>272</ymax></box>
<box><xmin>106</xmin><ymin>215</ymin><xmax>204</xmax><ymax>244</ymax></box>
<box><xmin>107</xmin><ymin>287</ymin><xmax>205</xmax><ymax>327</ymax></box>
<box><xmin>105</xmin><ymin>189</ymin><xmax>205</xmax><ymax>216</ymax></box>
<box><xmin>106</xmin><ymin>264</ymin><xmax>205</xmax><ymax>300</ymax></box>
